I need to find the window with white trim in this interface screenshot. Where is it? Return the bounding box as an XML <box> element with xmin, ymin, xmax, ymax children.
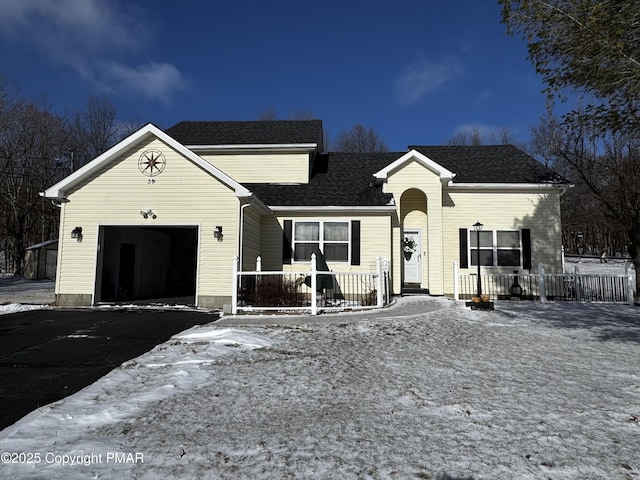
<box><xmin>293</xmin><ymin>221</ymin><xmax>350</xmax><ymax>262</ymax></box>
<box><xmin>470</xmin><ymin>230</ymin><xmax>521</xmax><ymax>267</ymax></box>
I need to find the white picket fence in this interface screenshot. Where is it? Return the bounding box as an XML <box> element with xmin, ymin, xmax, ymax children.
<box><xmin>454</xmin><ymin>262</ymin><xmax>635</xmax><ymax>305</ymax></box>
<box><xmin>232</xmin><ymin>254</ymin><xmax>390</xmax><ymax>315</ymax></box>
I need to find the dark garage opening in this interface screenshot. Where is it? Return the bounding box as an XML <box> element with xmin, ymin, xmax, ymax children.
<box><xmin>96</xmin><ymin>226</ymin><xmax>198</xmax><ymax>305</ymax></box>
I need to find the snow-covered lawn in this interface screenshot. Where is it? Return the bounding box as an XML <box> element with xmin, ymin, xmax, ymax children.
<box><xmin>1</xmin><ymin>296</ymin><xmax>639</xmax><ymax>479</ymax></box>
<box><xmin>0</xmin><ymin>275</ymin><xmax>54</xmax><ymax>313</ymax></box>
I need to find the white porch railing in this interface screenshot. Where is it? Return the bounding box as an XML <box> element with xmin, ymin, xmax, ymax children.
<box><xmin>453</xmin><ymin>262</ymin><xmax>634</xmax><ymax>305</ymax></box>
<box><xmin>232</xmin><ymin>254</ymin><xmax>390</xmax><ymax>315</ymax></box>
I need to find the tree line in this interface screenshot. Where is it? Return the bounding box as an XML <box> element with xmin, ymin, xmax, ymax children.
<box><xmin>0</xmin><ymin>76</ymin><xmax>139</xmax><ymax>275</ymax></box>
<box><xmin>258</xmin><ymin>108</ymin><xmax>389</xmax><ymax>153</ymax></box>
<box><xmin>500</xmin><ymin>0</ymin><xmax>640</xmax><ymax>300</ymax></box>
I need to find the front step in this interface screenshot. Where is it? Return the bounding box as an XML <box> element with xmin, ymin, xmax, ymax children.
<box><xmin>402</xmin><ymin>284</ymin><xmax>430</xmax><ymax>295</ymax></box>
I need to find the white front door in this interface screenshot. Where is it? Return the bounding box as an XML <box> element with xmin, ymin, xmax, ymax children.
<box><xmin>403</xmin><ymin>229</ymin><xmax>422</xmax><ymax>284</ymax></box>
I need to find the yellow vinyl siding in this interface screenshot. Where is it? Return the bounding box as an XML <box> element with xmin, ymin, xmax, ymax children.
<box><xmin>56</xmin><ymin>138</ymin><xmax>240</xmax><ymax>302</ymax></box>
<box><xmin>241</xmin><ymin>205</ymin><xmax>262</xmax><ymax>271</ymax></box>
<box><xmin>259</xmin><ymin>214</ymin><xmax>392</xmax><ymax>273</ymax></box>
<box><xmin>379</xmin><ymin>157</ymin><xmax>564</xmax><ymax>297</ymax></box>
<box><xmin>199</xmin><ymin>152</ymin><xmax>310</xmax><ymax>183</ymax></box>
<box><xmin>442</xmin><ymin>188</ymin><xmax>563</xmax><ymax>295</ymax></box>
<box><xmin>383</xmin><ymin>159</ymin><xmax>444</xmax><ymax>294</ymax></box>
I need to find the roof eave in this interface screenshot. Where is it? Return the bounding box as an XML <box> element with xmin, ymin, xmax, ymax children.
<box><xmin>186</xmin><ymin>143</ymin><xmax>318</xmax><ymax>154</ymax></box>
<box><xmin>242</xmin><ymin>192</ymin><xmax>273</xmax><ymax>215</ymax></box>
<box><xmin>268</xmin><ymin>205</ymin><xmax>397</xmax><ymax>213</ymax></box>
<box><xmin>446</xmin><ymin>182</ymin><xmax>570</xmax><ymax>190</ymax></box>
<box><xmin>374</xmin><ymin>149</ymin><xmax>456</xmax><ymax>184</ymax></box>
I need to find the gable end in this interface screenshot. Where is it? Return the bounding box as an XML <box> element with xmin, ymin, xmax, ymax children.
<box><xmin>42</xmin><ymin>123</ymin><xmax>251</xmax><ymax>200</ymax></box>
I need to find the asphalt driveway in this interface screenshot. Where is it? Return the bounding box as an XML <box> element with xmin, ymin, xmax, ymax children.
<box><xmin>0</xmin><ymin>308</ymin><xmax>217</xmax><ymax>430</ymax></box>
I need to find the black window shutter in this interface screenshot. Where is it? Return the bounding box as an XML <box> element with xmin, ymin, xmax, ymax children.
<box><xmin>283</xmin><ymin>220</ymin><xmax>293</xmax><ymax>264</ymax></box>
<box><xmin>351</xmin><ymin>220</ymin><xmax>361</xmax><ymax>265</ymax></box>
<box><xmin>459</xmin><ymin>228</ymin><xmax>468</xmax><ymax>268</ymax></box>
<box><xmin>522</xmin><ymin>228</ymin><xmax>532</xmax><ymax>270</ymax></box>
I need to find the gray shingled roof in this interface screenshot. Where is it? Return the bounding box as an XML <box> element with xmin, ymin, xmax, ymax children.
<box><xmin>243</xmin><ymin>146</ymin><xmax>569</xmax><ymax>207</ymax></box>
<box><xmin>244</xmin><ymin>152</ymin><xmax>398</xmax><ymax>207</ymax></box>
<box><xmin>162</xmin><ymin>120</ymin><xmax>568</xmax><ymax>207</ymax></box>
<box><xmin>410</xmin><ymin>145</ymin><xmax>569</xmax><ymax>184</ymax></box>
<box><xmin>165</xmin><ymin>120</ymin><xmax>324</xmax><ymax>147</ymax></box>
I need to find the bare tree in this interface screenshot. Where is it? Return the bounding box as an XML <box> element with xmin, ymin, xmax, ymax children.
<box><xmin>445</xmin><ymin>126</ymin><xmax>525</xmax><ymax>150</ymax></box>
<box><xmin>86</xmin><ymin>96</ymin><xmax>116</xmax><ymax>156</ymax></box>
<box><xmin>66</xmin><ymin>96</ymin><xmax>120</xmax><ymax>169</ymax></box>
<box><xmin>0</xmin><ymin>94</ymin><xmax>68</xmax><ymax>274</ymax></box>
<box><xmin>116</xmin><ymin>116</ymin><xmax>145</xmax><ymax>141</ymax></box>
<box><xmin>332</xmin><ymin>123</ymin><xmax>388</xmax><ymax>152</ymax></box>
<box><xmin>257</xmin><ymin>108</ymin><xmax>278</xmax><ymax>121</ymax></box>
<box><xmin>532</xmin><ymin>107</ymin><xmax>640</xmax><ymax>274</ymax></box>
<box><xmin>257</xmin><ymin>108</ymin><xmax>318</xmax><ymax>121</ymax></box>
<box><xmin>501</xmin><ymin>1</ymin><xmax>640</xmax><ymax>299</ymax></box>
<box><xmin>446</xmin><ymin>127</ymin><xmax>485</xmax><ymax>146</ymax></box>
<box><xmin>0</xmin><ymin>84</ymin><xmax>125</xmax><ymax>275</ymax></box>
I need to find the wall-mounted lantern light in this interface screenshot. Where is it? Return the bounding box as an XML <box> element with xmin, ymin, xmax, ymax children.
<box><xmin>71</xmin><ymin>226</ymin><xmax>83</xmax><ymax>241</ymax></box>
<box><xmin>214</xmin><ymin>226</ymin><xmax>223</xmax><ymax>241</ymax></box>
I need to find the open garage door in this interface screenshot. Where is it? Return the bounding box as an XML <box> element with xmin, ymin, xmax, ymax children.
<box><xmin>95</xmin><ymin>226</ymin><xmax>198</xmax><ymax>305</ymax></box>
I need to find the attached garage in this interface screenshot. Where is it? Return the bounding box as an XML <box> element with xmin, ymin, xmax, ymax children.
<box><xmin>95</xmin><ymin>226</ymin><xmax>198</xmax><ymax>304</ymax></box>
<box><xmin>43</xmin><ymin>124</ymin><xmax>253</xmax><ymax>309</ymax></box>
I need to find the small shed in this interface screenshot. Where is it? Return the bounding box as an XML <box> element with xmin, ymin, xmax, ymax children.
<box><xmin>24</xmin><ymin>240</ymin><xmax>58</xmax><ymax>280</ymax></box>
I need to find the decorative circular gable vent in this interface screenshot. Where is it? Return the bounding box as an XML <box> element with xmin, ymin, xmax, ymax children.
<box><xmin>138</xmin><ymin>149</ymin><xmax>166</xmax><ymax>177</ymax></box>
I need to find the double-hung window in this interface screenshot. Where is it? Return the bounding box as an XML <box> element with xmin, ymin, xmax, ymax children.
<box><xmin>470</xmin><ymin>230</ymin><xmax>522</xmax><ymax>267</ymax></box>
<box><xmin>293</xmin><ymin>221</ymin><xmax>349</xmax><ymax>262</ymax></box>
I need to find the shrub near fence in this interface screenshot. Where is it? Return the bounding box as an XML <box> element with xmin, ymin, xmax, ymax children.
<box><xmin>454</xmin><ymin>262</ymin><xmax>634</xmax><ymax>305</ymax></box>
<box><xmin>240</xmin><ymin>273</ymin><xmax>307</xmax><ymax>308</ymax></box>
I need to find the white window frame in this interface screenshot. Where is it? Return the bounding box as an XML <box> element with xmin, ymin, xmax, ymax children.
<box><xmin>292</xmin><ymin>220</ymin><xmax>350</xmax><ymax>263</ymax></box>
<box><xmin>469</xmin><ymin>229</ymin><xmax>522</xmax><ymax>267</ymax></box>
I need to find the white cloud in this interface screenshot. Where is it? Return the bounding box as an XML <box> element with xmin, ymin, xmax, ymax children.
<box><xmin>394</xmin><ymin>56</ymin><xmax>462</xmax><ymax>106</ymax></box>
<box><xmin>0</xmin><ymin>0</ymin><xmax>186</xmax><ymax>102</ymax></box>
<box><xmin>97</xmin><ymin>61</ymin><xmax>188</xmax><ymax>103</ymax></box>
<box><xmin>0</xmin><ymin>0</ymin><xmax>143</xmax><ymax>54</ymax></box>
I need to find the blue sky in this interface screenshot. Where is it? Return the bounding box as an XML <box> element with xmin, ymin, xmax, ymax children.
<box><xmin>0</xmin><ymin>0</ymin><xmax>549</xmax><ymax>151</ymax></box>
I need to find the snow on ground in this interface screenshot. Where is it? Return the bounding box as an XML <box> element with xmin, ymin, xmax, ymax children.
<box><xmin>0</xmin><ymin>275</ymin><xmax>54</xmax><ymax>314</ymax></box>
<box><xmin>0</xmin><ymin>302</ymin><xmax>51</xmax><ymax>315</ymax></box>
<box><xmin>1</xmin><ymin>295</ymin><xmax>639</xmax><ymax>479</ymax></box>
<box><xmin>564</xmin><ymin>255</ymin><xmax>635</xmax><ymax>276</ymax></box>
